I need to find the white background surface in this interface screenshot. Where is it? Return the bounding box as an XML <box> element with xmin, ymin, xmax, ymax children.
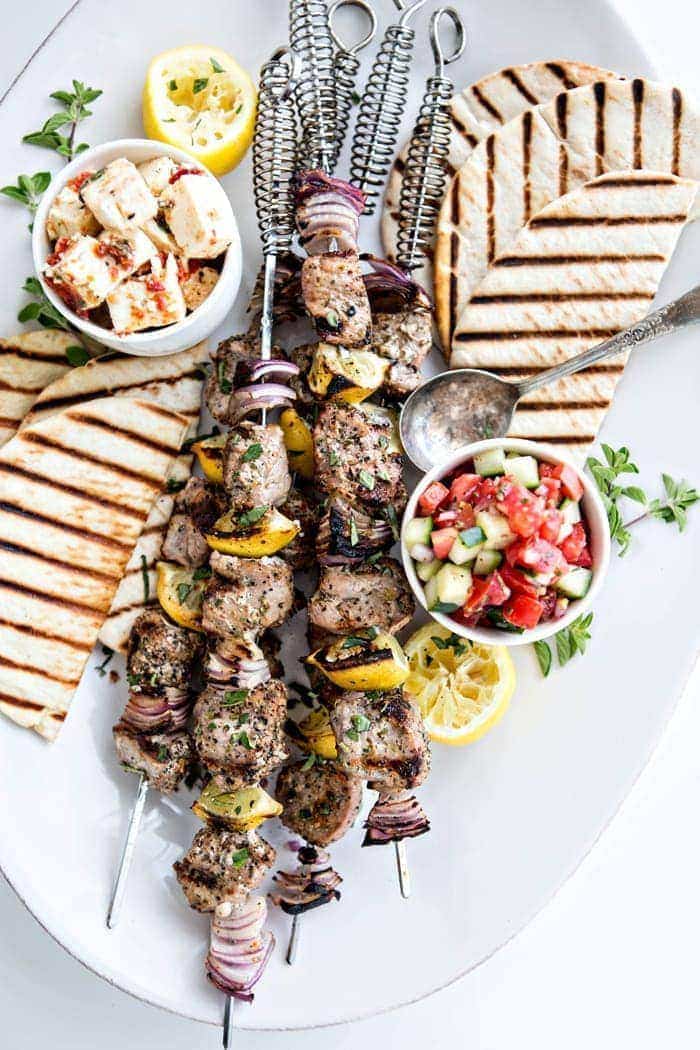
<box><xmin>1</xmin><ymin>1</ymin><xmax>699</xmax><ymax>1047</ymax></box>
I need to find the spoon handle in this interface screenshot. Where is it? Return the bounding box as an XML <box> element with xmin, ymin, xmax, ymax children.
<box><xmin>516</xmin><ymin>284</ymin><xmax>700</xmax><ymax>398</ymax></box>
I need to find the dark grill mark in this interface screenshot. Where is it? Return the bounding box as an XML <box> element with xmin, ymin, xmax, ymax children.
<box><xmin>672</xmin><ymin>87</ymin><xmax>682</xmax><ymax>174</ymax></box>
<box><xmin>0</xmin><ymin>615</ymin><xmax>92</xmax><ymax>652</ymax></box>
<box><xmin>21</xmin><ymin>431</ymin><xmax>163</xmax><ymax>490</ymax></box>
<box><xmin>486</xmin><ymin>135</ymin><xmax>496</xmax><ymax>264</ymax></box>
<box><xmin>496</xmin><ymin>252</ymin><xmax>666</xmax><ymax>267</ymax></box>
<box><xmin>522</xmin><ymin>111</ymin><xmax>532</xmax><ymax>222</ymax></box>
<box><xmin>449</xmin><ymin>230</ymin><xmax>460</xmax><ymax>347</ymax></box>
<box><xmin>67</xmin><ymin>410</ymin><xmax>184</xmax><ymax>455</ymax></box>
<box><xmin>0</xmin><ymin>500</ymin><xmax>131</xmax><ymax>550</ymax></box>
<box><xmin>0</xmin><ymin>539</ymin><xmax>122</xmax><ymax>582</ymax></box>
<box><xmin>450</xmin><ymin>112</ymin><xmax>478</xmax><ymax>148</ymax></box>
<box><xmin>0</xmin><ymin>462</ymin><xmax>147</xmax><ymax>521</ymax></box>
<box><xmin>546</xmin><ymin>62</ymin><xmax>577</xmax><ymax>90</ymax></box>
<box><xmin>471</xmin><ymin>85</ymin><xmax>502</xmax><ymax>123</ymax></box>
<box><xmin>0</xmin><ymin>653</ymin><xmax>80</xmax><ymax>686</ymax></box>
<box><xmin>470</xmin><ymin>291</ymin><xmax>654</xmax><ymax>304</ymax></box>
<box><xmin>519</xmin><ymin>400</ymin><xmax>609</xmax><ymax>411</ymax></box>
<box><xmin>503</xmin><ymin>67</ymin><xmax>538</xmax><ymax>105</ymax></box>
<box><xmin>0</xmin><ymin>416</ymin><xmax>18</xmax><ymax>428</ymax></box>
<box><xmin>107</xmin><ymin>596</ymin><xmax>157</xmax><ymax>616</ymax></box>
<box><xmin>487</xmin><ymin>364</ymin><xmax>624</xmax><ymax>375</ymax></box>
<box><xmin>449</xmin><ymin>174</ymin><xmax>460</xmax><ymax>225</ymax></box>
<box><xmin>556</xmin><ymin>93</ymin><xmax>569</xmax><ymax>196</ymax></box>
<box><xmin>594</xmin><ymin>81</ymin><xmax>606</xmax><ymax>174</ymax></box>
<box><xmin>529</xmin><ymin>214</ymin><xmax>687</xmax><ymax>228</ymax></box>
<box><xmin>632</xmin><ymin>78</ymin><xmax>644</xmax><ymax>168</ymax></box>
<box><xmin>0</xmin><ymin>379</ymin><xmax>40</xmax><ymax>394</ymax></box>
<box><xmin>32</xmin><ymin>367</ymin><xmax>204</xmax><ymax>415</ymax></box>
<box><xmin>455</xmin><ymin>328</ymin><xmax>621</xmax><ymax>342</ymax></box>
<box><xmin>0</xmin><ymin>692</ymin><xmax>48</xmax><ymax>713</ymax></box>
<box><xmin>0</xmin><ymin>578</ymin><xmax>104</xmax><ymax>617</ymax></box>
<box><xmin>0</xmin><ymin>345</ymin><xmax>67</xmax><ymax>365</ymax></box>
<box><xmin>587</xmin><ymin>175</ymin><xmax>677</xmax><ymax>188</ymax></box>
<box><xmin>394</xmin><ymin>157</ymin><xmax>406</xmax><ymax>174</ymax></box>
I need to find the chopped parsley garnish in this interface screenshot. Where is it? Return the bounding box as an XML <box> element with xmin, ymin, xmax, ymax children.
<box><xmin>126</xmin><ymin>672</ymin><xmax>142</xmax><ymax>687</ymax></box>
<box><xmin>217</xmin><ymin>357</ymin><xmax>232</xmax><ymax>394</ymax></box>
<box><xmin>210</xmin><ymin>57</ymin><xmax>225</xmax><ymax>73</ymax></box>
<box><xmin>238</xmin><ymin>731</ymin><xmax>252</xmax><ymax>750</ymax></box>
<box><xmin>176</xmin><ymin>581</ymin><xmax>192</xmax><ymax>604</ymax></box>
<box><xmin>242</xmin><ymin>442</ymin><xmax>263</xmax><ymax>463</ymax></box>
<box><xmin>349</xmin><ymin>516</ymin><xmax>359</xmax><ymax>547</ymax></box>
<box><xmin>95</xmin><ymin>646</ymin><xmax>114</xmax><ymax>677</ymax></box>
<box><xmin>193</xmin><ymin>565</ymin><xmax>211</xmax><ymax>580</ymax></box>
<box><xmin>342</xmin><ymin>627</ymin><xmax>378</xmax><ymax>649</ymax></box>
<box><xmin>168</xmin><ymin>79</ymin><xmax>177</xmax><ymax>91</ymax></box>
<box><xmin>156</xmin><ymin>745</ymin><xmax>169</xmax><ymax>762</ymax></box>
<box><xmin>430</xmin><ymin>633</ymin><xmax>469</xmax><ymax>656</ymax></box>
<box><xmin>237</xmin><ymin>505</ymin><xmax>268</xmax><ymax>528</ymax></box>
<box><xmin>351</xmin><ymin>713</ymin><xmax>371</xmax><ymax>733</ymax></box>
<box><xmin>358</xmin><ymin>469</ymin><xmax>375</xmax><ymax>491</ymax></box>
<box><xmin>223</xmin><ymin>689</ymin><xmax>248</xmax><ymax>707</ymax></box>
<box><xmin>230</xmin><ymin>847</ymin><xmax>249</xmax><ymax>868</ymax></box>
<box><xmin>166</xmin><ymin>477</ymin><xmax>186</xmax><ymax>493</ymax></box>
<box><xmin>301</xmin><ymin>752</ymin><xmax>316</xmax><ymax>771</ymax></box>
<box><xmin>329</xmin><ymin>450</ymin><xmax>341</xmax><ymax>467</ymax></box>
<box><xmin>193</xmin><ymin>77</ymin><xmax>209</xmax><ymax>94</ymax></box>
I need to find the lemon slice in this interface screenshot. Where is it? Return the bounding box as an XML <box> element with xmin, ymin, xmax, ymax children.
<box><xmin>308</xmin><ymin>631</ymin><xmax>409</xmax><ymax>691</ymax></box>
<box><xmin>192</xmin><ymin>433</ymin><xmax>227</xmax><ymax>485</ymax></box>
<box><xmin>279</xmin><ymin>408</ymin><xmax>314</xmax><ymax>479</ymax></box>
<box><xmin>205</xmin><ymin>506</ymin><xmax>299</xmax><ymax>557</ymax></box>
<box><xmin>404</xmin><ymin>624</ymin><xmax>516</xmax><ymax>745</ymax></box>
<box><xmin>156</xmin><ymin>561</ymin><xmax>207</xmax><ymax>631</ymax></box>
<box><xmin>143</xmin><ymin>45</ymin><xmax>256</xmax><ymax>175</ymax></box>
<box><xmin>308</xmin><ymin>345</ymin><xmax>388</xmax><ymax>404</ymax></box>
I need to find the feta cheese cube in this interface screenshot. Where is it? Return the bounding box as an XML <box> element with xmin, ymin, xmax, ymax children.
<box><xmin>97</xmin><ymin>228</ymin><xmax>157</xmax><ymax>274</ymax></box>
<box><xmin>46</xmin><ymin>184</ymin><xmax>100</xmax><ymax>241</ymax></box>
<box><xmin>181</xmin><ymin>265</ymin><xmax>219</xmax><ymax>311</ymax></box>
<box><xmin>163</xmin><ymin>173</ymin><xmax>234</xmax><ymax>258</ymax></box>
<box><xmin>137</xmin><ymin>156</ymin><xmax>177</xmax><ymax>198</ymax></box>
<box><xmin>44</xmin><ymin>235</ymin><xmax>123</xmax><ymax>312</ymax></box>
<box><xmin>107</xmin><ymin>254</ymin><xmax>186</xmax><ymax>334</ymax></box>
<box><xmin>81</xmin><ymin>158</ymin><xmax>157</xmax><ymax>231</ymax></box>
<box><xmin>140</xmin><ymin>217</ymin><xmax>180</xmax><ymax>255</ymax></box>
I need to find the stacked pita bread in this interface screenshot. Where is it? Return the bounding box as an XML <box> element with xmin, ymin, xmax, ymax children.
<box><xmin>0</xmin><ymin>331</ymin><xmax>75</xmax><ymax>446</ymax></box>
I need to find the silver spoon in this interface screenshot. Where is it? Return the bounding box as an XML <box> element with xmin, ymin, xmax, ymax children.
<box><xmin>400</xmin><ymin>284</ymin><xmax>700</xmax><ymax>471</ymax></box>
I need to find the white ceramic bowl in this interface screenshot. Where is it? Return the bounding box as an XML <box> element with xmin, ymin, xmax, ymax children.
<box><xmin>401</xmin><ymin>438</ymin><xmax>611</xmax><ymax>646</ymax></box>
<box><xmin>31</xmin><ymin>138</ymin><xmax>242</xmax><ymax>356</ymax></box>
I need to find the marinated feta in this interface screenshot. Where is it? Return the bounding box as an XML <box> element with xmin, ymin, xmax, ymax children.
<box><xmin>44</xmin><ymin>234</ymin><xmax>127</xmax><ymax>312</ymax></box>
<box><xmin>140</xmin><ymin>217</ymin><xmax>180</xmax><ymax>255</ymax></box>
<box><xmin>163</xmin><ymin>172</ymin><xmax>234</xmax><ymax>258</ymax></box>
<box><xmin>97</xmin><ymin>228</ymin><xmax>156</xmax><ymax>274</ymax></box>
<box><xmin>137</xmin><ymin>156</ymin><xmax>177</xmax><ymax>198</ymax></box>
<box><xmin>107</xmin><ymin>253</ymin><xmax>186</xmax><ymax>334</ymax></box>
<box><xmin>46</xmin><ymin>182</ymin><xmax>100</xmax><ymax>241</ymax></box>
<box><xmin>81</xmin><ymin>157</ymin><xmax>157</xmax><ymax>231</ymax></box>
<box><xmin>181</xmin><ymin>265</ymin><xmax>219</xmax><ymax>311</ymax></box>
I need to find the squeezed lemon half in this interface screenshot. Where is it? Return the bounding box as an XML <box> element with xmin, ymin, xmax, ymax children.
<box><xmin>143</xmin><ymin>45</ymin><xmax>256</xmax><ymax>175</ymax></box>
<box><xmin>156</xmin><ymin>561</ymin><xmax>207</xmax><ymax>631</ymax></box>
<box><xmin>404</xmin><ymin>624</ymin><xmax>516</xmax><ymax>745</ymax></box>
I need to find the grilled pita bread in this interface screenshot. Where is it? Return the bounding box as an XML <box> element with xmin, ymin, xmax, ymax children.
<box><xmin>20</xmin><ymin>343</ymin><xmax>209</xmax><ymax>652</ymax></box>
<box><xmin>0</xmin><ymin>331</ymin><xmax>75</xmax><ymax>447</ymax></box>
<box><xmin>0</xmin><ymin>397</ymin><xmax>190</xmax><ymax>740</ymax></box>
<box><xmin>451</xmin><ymin>170</ymin><xmax>697</xmax><ymax>460</ymax></box>
<box><xmin>436</xmin><ymin>78</ymin><xmax>700</xmax><ymax>356</ymax></box>
<box><xmin>381</xmin><ymin>61</ymin><xmax>620</xmax><ymax>292</ymax></box>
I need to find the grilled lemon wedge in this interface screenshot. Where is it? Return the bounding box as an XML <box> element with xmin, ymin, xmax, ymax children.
<box><xmin>143</xmin><ymin>45</ymin><xmax>256</xmax><ymax>175</ymax></box>
<box><xmin>308</xmin><ymin>630</ymin><xmax>409</xmax><ymax>691</ymax></box>
<box><xmin>205</xmin><ymin>505</ymin><xmax>299</xmax><ymax>557</ymax></box>
<box><xmin>308</xmin><ymin>345</ymin><xmax>388</xmax><ymax>403</ymax></box>
<box><xmin>156</xmin><ymin>561</ymin><xmax>207</xmax><ymax>631</ymax></box>
<box><xmin>279</xmin><ymin>408</ymin><xmax>314</xmax><ymax>479</ymax></box>
<box><xmin>192</xmin><ymin>433</ymin><xmax>227</xmax><ymax>485</ymax></box>
<box><xmin>192</xmin><ymin>783</ymin><xmax>282</xmax><ymax>830</ymax></box>
<box><xmin>297</xmin><ymin>707</ymin><xmax>338</xmax><ymax>759</ymax></box>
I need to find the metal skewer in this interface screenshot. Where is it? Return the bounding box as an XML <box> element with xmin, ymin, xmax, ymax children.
<box><xmin>289</xmin><ymin>0</ymin><xmax>338</xmax><ymax>172</ymax></box>
<box><xmin>106</xmin><ymin>771</ymin><xmax>149</xmax><ymax>929</ymax></box>
<box><xmin>329</xmin><ymin>0</ymin><xmax>378</xmax><ymax>171</ymax></box>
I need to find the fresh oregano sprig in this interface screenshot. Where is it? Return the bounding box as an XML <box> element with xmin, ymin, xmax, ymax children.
<box><xmin>18</xmin><ymin>276</ymin><xmax>89</xmax><ymax>364</ymax></box>
<box><xmin>0</xmin><ymin>172</ymin><xmax>51</xmax><ymax>227</ymax></box>
<box><xmin>533</xmin><ymin>613</ymin><xmax>594</xmax><ymax>678</ymax></box>
<box><xmin>23</xmin><ymin>80</ymin><xmax>102</xmax><ymax>160</ymax></box>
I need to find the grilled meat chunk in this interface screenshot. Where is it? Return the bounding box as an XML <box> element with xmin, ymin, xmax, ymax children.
<box><xmin>313</xmin><ymin>402</ymin><xmax>405</xmax><ymax>508</ymax></box>
<box><xmin>127</xmin><ymin>609</ymin><xmax>201</xmax><ymax>691</ymax></box>
<box><xmin>288</xmin><ymin>342</ymin><xmax>315</xmax><ymax>410</ymax></box>
<box><xmin>205</xmin><ymin>333</ymin><xmax>260</xmax><ymax>422</ymax></box>
<box><xmin>309</xmin><ymin>559</ymin><xmax>414</xmax><ymax>635</ymax></box>
<box><xmin>371</xmin><ymin>306</ymin><xmax>433</xmax><ymax>398</ymax></box>
<box><xmin>161</xmin><ymin>477</ymin><xmax>226</xmax><ymax>568</ymax></box>
<box><xmin>275</xmin><ymin>759</ymin><xmax>363</xmax><ymax>847</ymax></box>
<box><xmin>316</xmin><ymin>493</ymin><xmax>393</xmax><ymax>565</ymax></box>
<box><xmin>301</xmin><ymin>252</ymin><xmax>371</xmax><ymax>346</ymax></box>
<box><xmin>193</xmin><ymin>678</ymin><xmax>288</xmax><ymax>781</ymax></box>
<box><xmin>113</xmin><ymin>725</ymin><xmax>193</xmax><ymax>794</ymax></box>
<box><xmin>174</xmin><ymin>826</ymin><xmax>275</xmax><ymax>911</ymax></box>
<box><xmin>278</xmin><ymin>488</ymin><xmax>318</xmax><ymax>570</ymax></box>
<box><xmin>330</xmin><ymin>689</ymin><xmax>430</xmax><ymax>793</ymax></box>
<box><xmin>202</xmin><ymin>553</ymin><xmax>294</xmax><ymax>638</ymax></box>
<box><xmin>223</xmin><ymin>422</ymin><xmax>291</xmax><ymax>511</ymax></box>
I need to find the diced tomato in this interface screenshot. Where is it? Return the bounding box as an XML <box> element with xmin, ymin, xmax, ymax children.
<box><xmin>507</xmin><ymin>536</ymin><xmax>568</xmax><ymax>576</ymax></box>
<box><xmin>500</xmin><ymin>565</ymin><xmax>540</xmax><ymax>598</ymax></box>
<box><xmin>449</xmin><ymin>473</ymin><xmax>481</xmax><ymax>503</ymax></box>
<box><xmin>538</xmin><ymin>462</ymin><xmax>557</xmax><ymax>478</ymax></box>
<box><xmin>535</xmin><ymin>477</ymin><xmax>562</xmax><ymax>507</ymax></box>
<box><xmin>430</xmin><ymin>526</ymin><xmax>458</xmax><ymax>560</ymax></box>
<box><xmin>559</xmin><ymin>522</ymin><xmax>587</xmax><ymax>563</ymax></box>
<box><xmin>454</xmin><ymin>503</ymin><xmax>476</xmax><ymax>529</ymax></box>
<box><xmin>502</xmin><ymin>594</ymin><xmax>544</xmax><ymax>629</ymax></box>
<box><xmin>576</xmin><ymin>546</ymin><xmax>593</xmax><ymax>569</ymax></box>
<box><xmin>551</xmin><ymin>462</ymin><xmax>584</xmax><ymax>501</ymax></box>
<box><xmin>433</xmin><ymin>508</ymin><xmax>458</xmax><ymax>527</ymax></box>
<box><xmin>451</xmin><ymin>607</ymin><xmax>481</xmax><ymax>628</ymax></box>
<box><xmin>539</xmin><ymin>509</ymin><xmax>563</xmax><ymax>544</ymax></box>
<box><xmin>464</xmin><ymin>576</ymin><xmax>492</xmax><ymax>612</ymax></box>
<box><xmin>498</xmin><ymin>480</ymin><xmax>546</xmax><ymax>537</ymax></box>
<box><xmin>485</xmin><ymin>571</ymin><xmax>510</xmax><ymax>607</ymax></box>
<box><xmin>418</xmin><ymin>481</ymin><xmax>450</xmax><ymax>515</ymax></box>
<box><xmin>471</xmin><ymin>477</ymin><xmax>499</xmax><ymax>511</ymax></box>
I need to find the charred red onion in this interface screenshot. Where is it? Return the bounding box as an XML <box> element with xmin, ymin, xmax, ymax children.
<box><xmin>121</xmin><ymin>687</ymin><xmax>191</xmax><ymax>733</ymax></box>
<box><xmin>361</xmin><ymin>254</ymin><xmax>432</xmax><ymax>314</ymax></box>
<box><xmin>206</xmin><ymin>896</ymin><xmax>275</xmax><ymax>1002</ymax></box>
<box><xmin>206</xmin><ymin>644</ymin><xmax>271</xmax><ymax>690</ymax></box>
<box><xmin>362</xmin><ymin>794</ymin><xmax>431</xmax><ymax>847</ymax></box>
<box><xmin>228</xmin><ymin>382</ymin><xmax>297</xmax><ymax>424</ymax></box>
<box><xmin>270</xmin><ymin>845</ymin><xmax>342</xmax><ymax>915</ymax></box>
<box><xmin>295</xmin><ymin>170</ymin><xmax>366</xmax><ymax>254</ymax></box>
<box><xmin>247</xmin><ymin>251</ymin><xmax>304</xmax><ymax>324</ymax></box>
<box><xmin>316</xmin><ymin>495</ymin><xmax>393</xmax><ymax>565</ymax></box>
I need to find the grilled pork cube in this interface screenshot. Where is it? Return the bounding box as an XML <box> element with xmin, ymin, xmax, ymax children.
<box><xmin>330</xmin><ymin>689</ymin><xmax>431</xmax><ymax>793</ymax></box>
<box><xmin>202</xmin><ymin>553</ymin><xmax>294</xmax><ymax>637</ymax></box>
<box><xmin>175</xmin><ymin>826</ymin><xmax>275</xmax><ymax>911</ymax></box>
<box><xmin>44</xmin><ymin>234</ymin><xmax>125</xmax><ymax>312</ymax></box>
<box><xmin>275</xmin><ymin>760</ymin><xmax>363</xmax><ymax>847</ymax></box>
<box><xmin>137</xmin><ymin>156</ymin><xmax>177</xmax><ymax>197</ymax></box>
<box><xmin>301</xmin><ymin>252</ymin><xmax>371</xmax><ymax>345</ymax></box>
<box><xmin>81</xmin><ymin>157</ymin><xmax>157</xmax><ymax>231</ymax></box>
<box><xmin>223</xmin><ymin>422</ymin><xmax>291</xmax><ymax>511</ymax></box>
<box><xmin>113</xmin><ymin>725</ymin><xmax>193</xmax><ymax>794</ymax></box>
<box><xmin>309</xmin><ymin>558</ymin><xmax>414</xmax><ymax>636</ymax></box>
<box><xmin>127</xmin><ymin>608</ymin><xmax>202</xmax><ymax>691</ymax></box>
<box><xmin>46</xmin><ymin>183</ymin><xmax>100</xmax><ymax>241</ymax></box>
<box><xmin>288</xmin><ymin>342</ymin><xmax>315</xmax><ymax>409</ymax></box>
<box><xmin>107</xmin><ymin>253</ymin><xmax>186</xmax><ymax>333</ymax></box>
<box><xmin>206</xmin><ymin>333</ymin><xmax>261</xmax><ymax>422</ymax></box>
<box><xmin>162</xmin><ymin>477</ymin><xmax>227</xmax><ymax>568</ymax></box>
<box><xmin>163</xmin><ymin>171</ymin><xmax>234</xmax><ymax>258</ymax></box>
<box><xmin>313</xmin><ymin>402</ymin><xmax>404</xmax><ymax>508</ymax></box>
<box><xmin>193</xmin><ymin>678</ymin><xmax>287</xmax><ymax>781</ymax></box>
<box><xmin>372</xmin><ymin>306</ymin><xmax>433</xmax><ymax>397</ymax></box>
<box><xmin>278</xmin><ymin>488</ymin><xmax>318</xmax><ymax>570</ymax></box>
<box><xmin>181</xmin><ymin>265</ymin><xmax>219</xmax><ymax>311</ymax></box>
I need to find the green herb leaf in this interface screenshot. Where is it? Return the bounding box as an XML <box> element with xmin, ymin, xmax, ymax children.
<box><xmin>329</xmin><ymin>450</ymin><xmax>341</xmax><ymax>467</ymax></box>
<box><xmin>66</xmin><ymin>345</ymin><xmax>90</xmax><ymax>366</ymax></box>
<box><xmin>193</xmin><ymin>565</ymin><xmax>212</xmax><ymax>580</ymax></box>
<box><xmin>156</xmin><ymin>745</ymin><xmax>169</xmax><ymax>762</ymax></box>
<box><xmin>140</xmin><ymin>554</ymin><xmax>150</xmax><ymax>601</ymax></box>
<box><xmin>95</xmin><ymin>645</ymin><xmax>114</xmax><ymax>677</ymax></box>
<box><xmin>242</xmin><ymin>442</ymin><xmax>263</xmax><ymax>462</ymax></box>
<box><xmin>230</xmin><ymin>847</ymin><xmax>249</xmax><ymax>868</ymax></box>
<box><xmin>533</xmin><ymin>639</ymin><xmax>552</xmax><ymax>677</ymax></box>
<box><xmin>238</xmin><ymin>731</ymin><xmax>252</xmax><ymax>750</ymax></box>
<box><xmin>168</xmin><ymin>79</ymin><xmax>178</xmax><ymax>91</ymax></box>
<box><xmin>358</xmin><ymin>469</ymin><xmax>375</xmax><ymax>491</ymax></box>
<box><xmin>349</xmin><ymin>516</ymin><xmax>359</xmax><ymax>547</ymax></box>
<box><xmin>193</xmin><ymin>77</ymin><xmax>209</xmax><ymax>94</ymax></box>
<box><xmin>301</xmin><ymin>752</ymin><xmax>316</xmax><ymax>771</ymax></box>
<box><xmin>431</xmin><ymin>601</ymin><xmax>460</xmax><ymax>614</ymax></box>
<box><xmin>223</xmin><ymin>689</ymin><xmax>248</xmax><ymax>707</ymax></box>
<box><xmin>166</xmin><ymin>478</ymin><xmax>186</xmax><ymax>493</ymax></box>
<box><xmin>176</xmin><ymin>581</ymin><xmax>192</xmax><ymax>604</ymax></box>
<box><xmin>554</xmin><ymin>613</ymin><xmax>593</xmax><ymax>669</ymax></box>
<box><xmin>237</xmin><ymin>505</ymin><xmax>269</xmax><ymax>528</ymax></box>
<box><xmin>210</xmin><ymin>57</ymin><xmax>225</xmax><ymax>73</ymax></box>
<box><xmin>351</xmin><ymin>713</ymin><xmax>371</xmax><ymax>733</ymax></box>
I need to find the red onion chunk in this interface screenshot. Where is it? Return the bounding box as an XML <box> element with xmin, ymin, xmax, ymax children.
<box><xmin>206</xmin><ymin>648</ymin><xmax>271</xmax><ymax>690</ymax></box>
<box><xmin>122</xmin><ymin>687</ymin><xmax>191</xmax><ymax>733</ymax></box>
<box><xmin>270</xmin><ymin>846</ymin><xmax>342</xmax><ymax>915</ymax></box>
<box><xmin>206</xmin><ymin>896</ymin><xmax>275</xmax><ymax>1002</ymax></box>
<box><xmin>229</xmin><ymin>383</ymin><xmax>297</xmax><ymax>425</ymax></box>
<box><xmin>362</xmin><ymin>794</ymin><xmax>431</xmax><ymax>847</ymax></box>
<box><xmin>362</xmin><ymin>254</ymin><xmax>432</xmax><ymax>314</ymax></box>
<box><xmin>295</xmin><ymin>169</ymin><xmax>366</xmax><ymax>254</ymax></box>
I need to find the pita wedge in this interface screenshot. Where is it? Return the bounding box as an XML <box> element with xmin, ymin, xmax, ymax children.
<box><xmin>381</xmin><ymin>60</ymin><xmax>620</xmax><ymax>290</ymax></box>
<box><xmin>0</xmin><ymin>397</ymin><xmax>190</xmax><ymax>741</ymax></box>
<box><xmin>20</xmin><ymin>343</ymin><xmax>209</xmax><ymax>652</ymax></box>
<box><xmin>0</xmin><ymin>331</ymin><xmax>75</xmax><ymax>447</ymax></box>
<box><xmin>436</xmin><ymin>77</ymin><xmax>700</xmax><ymax>356</ymax></box>
<box><xmin>452</xmin><ymin>170</ymin><xmax>697</xmax><ymax>461</ymax></box>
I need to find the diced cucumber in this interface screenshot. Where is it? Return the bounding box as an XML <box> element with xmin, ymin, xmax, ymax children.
<box><xmin>556</xmin><ymin>498</ymin><xmax>582</xmax><ymax>543</ymax></box>
<box><xmin>404</xmin><ymin>516</ymin><xmax>433</xmax><ymax>547</ymax></box>
<box><xmin>473</xmin><ymin>549</ymin><xmax>503</xmax><ymax>575</ymax></box>
<box><xmin>475</xmin><ymin>509</ymin><xmax>517</xmax><ymax>551</ymax></box>
<box><xmin>417</xmin><ymin>558</ymin><xmax>442</xmax><ymax>582</ymax></box>
<box><xmin>448</xmin><ymin>537</ymin><xmax>482</xmax><ymax>565</ymax></box>
<box><xmin>460</xmin><ymin>525</ymin><xmax>486</xmax><ymax>547</ymax></box>
<box><xmin>433</xmin><ymin>563</ymin><xmax>472</xmax><ymax>609</ymax></box>
<box><xmin>554</xmin><ymin>566</ymin><xmax>592</xmax><ymax>599</ymax></box>
<box><xmin>473</xmin><ymin>448</ymin><xmax>507</xmax><ymax>477</ymax></box>
<box><xmin>423</xmin><ymin>574</ymin><xmax>440</xmax><ymax>609</ymax></box>
<box><xmin>505</xmin><ymin>454</ymin><xmax>540</xmax><ymax>489</ymax></box>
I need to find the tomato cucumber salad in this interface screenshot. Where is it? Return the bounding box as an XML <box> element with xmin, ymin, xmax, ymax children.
<box><xmin>405</xmin><ymin>449</ymin><xmax>594</xmax><ymax>633</ymax></box>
